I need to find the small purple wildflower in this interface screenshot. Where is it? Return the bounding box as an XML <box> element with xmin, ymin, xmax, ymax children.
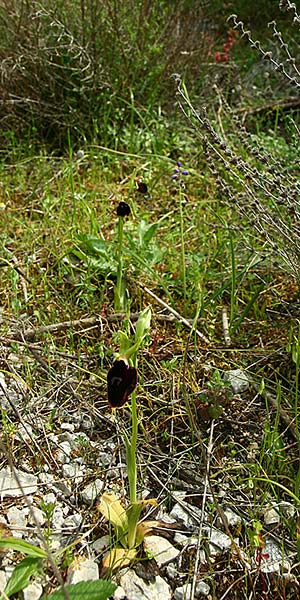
<box><xmin>171</xmin><ymin>161</ymin><xmax>189</xmax><ymax>180</ymax></box>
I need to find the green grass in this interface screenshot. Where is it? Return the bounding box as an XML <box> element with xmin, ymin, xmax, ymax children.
<box><xmin>1</xmin><ymin>136</ymin><xmax>299</xmax><ymax>527</ymax></box>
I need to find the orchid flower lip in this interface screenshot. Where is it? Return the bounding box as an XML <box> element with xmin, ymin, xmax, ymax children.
<box><xmin>107</xmin><ymin>358</ymin><xmax>137</xmax><ymax>408</ymax></box>
<box><xmin>137</xmin><ymin>181</ymin><xmax>148</xmax><ymax>194</ymax></box>
<box><xmin>117</xmin><ymin>201</ymin><xmax>131</xmax><ymax>217</ymax></box>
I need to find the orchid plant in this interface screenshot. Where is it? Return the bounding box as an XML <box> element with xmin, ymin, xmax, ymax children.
<box><xmin>98</xmin><ymin>306</ymin><xmax>158</xmax><ymax>572</ymax></box>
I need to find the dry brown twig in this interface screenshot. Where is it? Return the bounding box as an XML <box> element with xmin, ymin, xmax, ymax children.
<box><xmin>1</xmin><ymin>310</ymin><xmax>208</xmax><ymax>343</ymax></box>
<box><xmin>139</xmin><ymin>283</ymin><xmax>210</xmax><ymax>345</ymax></box>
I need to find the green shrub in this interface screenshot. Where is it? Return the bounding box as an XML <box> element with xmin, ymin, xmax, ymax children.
<box><xmin>0</xmin><ymin>0</ymin><xmax>210</xmax><ymax>149</ymax></box>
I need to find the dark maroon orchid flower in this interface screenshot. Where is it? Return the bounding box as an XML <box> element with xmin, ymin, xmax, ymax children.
<box><xmin>107</xmin><ymin>359</ymin><xmax>137</xmax><ymax>408</ymax></box>
<box><xmin>117</xmin><ymin>202</ymin><xmax>131</xmax><ymax>217</ymax></box>
<box><xmin>137</xmin><ymin>181</ymin><xmax>148</xmax><ymax>194</ymax></box>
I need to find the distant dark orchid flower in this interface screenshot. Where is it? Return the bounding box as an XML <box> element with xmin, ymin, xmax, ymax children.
<box><xmin>137</xmin><ymin>181</ymin><xmax>148</xmax><ymax>194</ymax></box>
<box><xmin>117</xmin><ymin>202</ymin><xmax>131</xmax><ymax>217</ymax></box>
<box><xmin>171</xmin><ymin>161</ymin><xmax>189</xmax><ymax>180</ymax></box>
<box><xmin>107</xmin><ymin>359</ymin><xmax>137</xmax><ymax>408</ymax></box>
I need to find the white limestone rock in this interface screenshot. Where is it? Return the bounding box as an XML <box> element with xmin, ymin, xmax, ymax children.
<box><xmin>169</xmin><ymin>502</ymin><xmax>205</xmax><ymax>531</ymax></box>
<box><xmin>27</xmin><ymin>507</ymin><xmax>46</xmax><ymax>528</ymax></box>
<box><xmin>196</xmin><ymin>581</ymin><xmax>211</xmax><ymax>596</ymax></box>
<box><xmin>92</xmin><ymin>534</ymin><xmax>110</xmax><ymax>554</ymax></box>
<box><xmin>264</xmin><ymin>505</ymin><xmax>280</xmax><ymax>525</ymax></box>
<box><xmin>113</xmin><ymin>586</ymin><xmax>126</xmax><ymax>600</ymax></box>
<box><xmin>257</xmin><ymin>537</ymin><xmax>291</xmax><ymax>574</ymax></box>
<box><xmin>81</xmin><ymin>479</ymin><xmax>104</xmax><ymax>503</ymax></box>
<box><xmin>206</xmin><ymin>527</ymin><xmax>232</xmax><ymax>555</ymax></box>
<box><xmin>6</xmin><ymin>506</ymin><xmax>27</xmax><ymax>538</ymax></box>
<box><xmin>143</xmin><ymin>535</ymin><xmax>180</xmax><ymax>567</ymax></box>
<box><xmin>118</xmin><ymin>569</ymin><xmax>171</xmax><ymax>600</ymax></box>
<box><xmin>264</xmin><ymin>501</ymin><xmax>296</xmax><ymax>525</ymax></box>
<box><xmin>0</xmin><ymin>467</ymin><xmax>38</xmax><ymax>499</ymax></box>
<box><xmin>62</xmin><ymin>462</ymin><xmax>85</xmax><ymax>483</ymax></box>
<box><xmin>174</xmin><ymin>581</ymin><xmax>210</xmax><ymax>599</ymax></box>
<box><xmin>224</xmin><ymin>369</ymin><xmax>249</xmax><ymax>394</ymax></box>
<box><xmin>23</xmin><ymin>581</ymin><xmax>43</xmax><ymax>600</ymax></box>
<box><xmin>0</xmin><ymin>570</ymin><xmax>7</xmax><ymax>594</ymax></box>
<box><xmin>223</xmin><ymin>507</ymin><xmax>242</xmax><ymax>527</ymax></box>
<box><xmin>67</xmin><ymin>557</ymin><xmax>99</xmax><ymax>584</ymax></box>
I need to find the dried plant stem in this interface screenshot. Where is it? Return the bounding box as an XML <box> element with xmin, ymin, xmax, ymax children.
<box><xmin>222</xmin><ymin>306</ymin><xmax>231</xmax><ymax>346</ymax></box>
<box><xmin>139</xmin><ymin>283</ymin><xmax>210</xmax><ymax>344</ymax></box>
<box><xmin>251</xmin><ymin>382</ymin><xmax>300</xmax><ymax>443</ymax></box>
<box><xmin>190</xmin><ymin>420</ymin><xmax>215</xmax><ymax>600</ymax></box>
<box><xmin>1</xmin><ymin>312</ymin><xmax>205</xmax><ymax>343</ymax></box>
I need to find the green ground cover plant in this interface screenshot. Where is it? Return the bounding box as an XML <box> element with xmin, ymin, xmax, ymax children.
<box><xmin>0</xmin><ymin>1</ymin><xmax>299</xmax><ymax>598</ymax></box>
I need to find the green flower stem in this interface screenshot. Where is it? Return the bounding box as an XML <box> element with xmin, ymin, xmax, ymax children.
<box><xmin>126</xmin><ymin>499</ymin><xmax>144</xmax><ymax>549</ymax></box>
<box><xmin>115</xmin><ymin>216</ymin><xmax>124</xmax><ymax>310</ymax></box>
<box><xmin>128</xmin><ymin>389</ymin><xmax>138</xmax><ymax>504</ymax></box>
<box><xmin>119</xmin><ymin>361</ymin><xmax>138</xmax><ymax>512</ymax></box>
<box><xmin>179</xmin><ymin>188</ymin><xmax>186</xmax><ymax>302</ymax></box>
<box><xmin>124</xmin><ymin>350</ymin><xmax>138</xmax><ymax>507</ymax></box>
<box><xmin>125</xmin><ymin>386</ymin><xmax>138</xmax><ymax>548</ymax></box>
<box><xmin>117</xmin><ymin>308</ymin><xmax>151</xmax><ymax>546</ymax></box>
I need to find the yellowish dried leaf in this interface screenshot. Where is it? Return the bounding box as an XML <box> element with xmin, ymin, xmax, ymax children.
<box><xmin>135</xmin><ymin>520</ymin><xmax>160</xmax><ymax>546</ymax></box>
<box><xmin>101</xmin><ymin>547</ymin><xmax>137</xmax><ymax>574</ymax></box>
<box><xmin>98</xmin><ymin>493</ymin><xmax>128</xmax><ymax>528</ymax></box>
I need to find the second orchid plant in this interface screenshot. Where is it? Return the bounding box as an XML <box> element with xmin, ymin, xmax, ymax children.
<box><xmin>98</xmin><ymin>306</ymin><xmax>158</xmax><ymax>572</ymax></box>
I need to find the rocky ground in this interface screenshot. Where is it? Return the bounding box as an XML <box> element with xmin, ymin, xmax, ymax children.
<box><xmin>0</xmin><ymin>311</ymin><xmax>299</xmax><ymax>600</ymax></box>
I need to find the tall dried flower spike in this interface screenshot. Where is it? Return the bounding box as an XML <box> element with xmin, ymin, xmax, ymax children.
<box><xmin>107</xmin><ymin>359</ymin><xmax>137</xmax><ymax>408</ymax></box>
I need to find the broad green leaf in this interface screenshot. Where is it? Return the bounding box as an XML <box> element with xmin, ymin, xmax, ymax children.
<box><xmin>0</xmin><ymin>537</ymin><xmax>47</xmax><ymax>558</ymax></box>
<box><xmin>5</xmin><ymin>557</ymin><xmax>43</xmax><ymax>596</ymax></box>
<box><xmin>74</xmin><ymin>235</ymin><xmax>116</xmax><ymax>274</ymax></box>
<box><xmin>68</xmin><ymin>248</ymin><xmax>116</xmax><ymax>275</ymax></box>
<box><xmin>77</xmin><ymin>235</ymin><xmax>111</xmax><ymax>258</ymax></box>
<box><xmin>137</xmin><ymin>220</ymin><xmax>159</xmax><ymax>248</ymax></box>
<box><xmin>134</xmin><ymin>306</ymin><xmax>151</xmax><ymax>345</ymax></box>
<box><xmin>208</xmin><ymin>404</ymin><xmax>223</xmax><ymax>419</ymax></box>
<box><xmin>42</xmin><ymin>579</ymin><xmax>117</xmax><ymax>600</ymax></box>
<box><xmin>87</xmin><ymin>256</ymin><xmax>116</xmax><ymax>273</ymax></box>
<box><xmin>126</xmin><ymin>499</ymin><xmax>158</xmax><ymax>548</ymax></box>
<box><xmin>126</xmin><ymin>499</ymin><xmax>157</xmax><ymax>533</ymax></box>
<box><xmin>118</xmin><ymin>331</ymin><xmax>132</xmax><ymax>356</ymax></box>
